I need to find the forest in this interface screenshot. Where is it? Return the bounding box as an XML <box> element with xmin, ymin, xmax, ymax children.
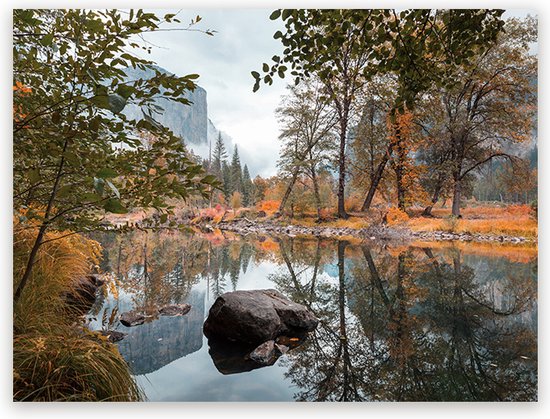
<box><xmin>12</xmin><ymin>9</ymin><xmax>537</xmax><ymax>402</ymax></box>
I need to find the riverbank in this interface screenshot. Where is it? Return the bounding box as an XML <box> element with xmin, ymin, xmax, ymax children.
<box><xmin>13</xmin><ymin>221</ymin><xmax>141</xmax><ymax>401</ymax></box>
<box><xmin>211</xmin><ymin>218</ymin><xmax>536</xmax><ymax>244</ymax></box>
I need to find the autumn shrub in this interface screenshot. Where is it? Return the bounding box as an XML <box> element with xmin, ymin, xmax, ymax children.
<box><xmin>13</xmin><ymin>219</ymin><xmax>142</xmax><ymax>401</ymax></box>
<box><xmin>385</xmin><ymin>207</ymin><xmax>410</xmax><ymax>226</ymax></box>
<box><xmin>256</xmin><ymin>200</ymin><xmax>280</xmax><ymax>214</ymax></box>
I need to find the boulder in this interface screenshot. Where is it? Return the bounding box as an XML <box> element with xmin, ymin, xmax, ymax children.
<box><xmin>120</xmin><ymin>311</ymin><xmax>146</xmax><ymax>327</ymax></box>
<box><xmin>158</xmin><ymin>303</ymin><xmax>191</xmax><ymax>317</ymax></box>
<box><xmin>203</xmin><ymin>289</ymin><xmax>318</xmax><ymax>345</ymax></box>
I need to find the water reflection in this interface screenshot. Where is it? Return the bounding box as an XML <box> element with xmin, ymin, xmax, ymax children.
<box><xmin>90</xmin><ymin>230</ymin><xmax>537</xmax><ymax>401</ymax></box>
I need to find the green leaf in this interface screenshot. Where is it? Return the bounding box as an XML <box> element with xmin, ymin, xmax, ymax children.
<box><xmin>159</xmin><ymin>213</ymin><xmax>168</xmax><ymax>224</ymax></box>
<box><xmin>262</xmin><ymin>63</ymin><xmax>269</xmax><ymax>72</ymax></box>
<box><xmin>116</xmin><ymin>84</ymin><xmax>135</xmax><ymax>99</ymax></box>
<box><xmin>40</xmin><ymin>33</ymin><xmax>54</xmax><ymax>46</ymax></box>
<box><xmin>97</xmin><ymin>168</ymin><xmax>117</xmax><ymax>179</ymax></box>
<box><xmin>251</xmin><ymin>71</ymin><xmax>260</xmax><ymax>80</ymax></box>
<box><xmin>269</xmin><ymin>10</ymin><xmax>281</xmax><ymax>20</ymax></box>
<box><xmin>27</xmin><ymin>168</ymin><xmax>40</xmax><ymax>184</ymax></box>
<box><xmin>104</xmin><ymin>198</ymin><xmax>128</xmax><ymax>214</ymax></box>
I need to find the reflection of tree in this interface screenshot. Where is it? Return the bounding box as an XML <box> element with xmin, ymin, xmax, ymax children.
<box><xmin>273</xmin><ymin>240</ymin><xmax>537</xmax><ymax>401</ymax></box>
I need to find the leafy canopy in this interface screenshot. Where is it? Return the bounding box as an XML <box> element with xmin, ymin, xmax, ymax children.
<box><xmin>13</xmin><ymin>9</ymin><xmax>218</xmax><ymax>232</ymax></box>
<box><xmin>253</xmin><ymin>9</ymin><xmax>505</xmax><ymax>111</ymax></box>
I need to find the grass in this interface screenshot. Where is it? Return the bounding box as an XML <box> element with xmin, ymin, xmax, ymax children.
<box><xmin>13</xmin><ymin>218</ymin><xmax>142</xmax><ymax>401</ymax></box>
<box><xmin>407</xmin><ymin>204</ymin><xmax>537</xmax><ymax>239</ymax></box>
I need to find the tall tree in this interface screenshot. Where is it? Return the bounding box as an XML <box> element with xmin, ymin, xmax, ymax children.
<box><xmin>416</xmin><ymin>17</ymin><xmax>537</xmax><ymax>216</ymax></box>
<box><xmin>241</xmin><ymin>164</ymin><xmax>253</xmax><ymax>207</ymax></box>
<box><xmin>13</xmin><ymin>9</ymin><xmax>217</xmax><ymax>302</ymax></box>
<box><xmin>230</xmin><ymin>146</ymin><xmax>243</xmax><ymax>194</ymax></box>
<box><xmin>212</xmin><ymin>132</ymin><xmax>227</xmax><ymax>179</ymax></box>
<box><xmin>275</xmin><ymin>80</ymin><xmax>337</xmax><ymax>218</ymax></box>
<box><xmin>255</xmin><ymin>9</ymin><xmax>505</xmax><ymax>216</ymax></box>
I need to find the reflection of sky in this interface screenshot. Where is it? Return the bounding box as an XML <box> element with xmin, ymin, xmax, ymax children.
<box><xmin>90</xmin><ymin>233</ymin><xmax>537</xmax><ymax>401</ymax></box>
<box><xmin>136</xmin><ymin>335</ymin><xmax>295</xmax><ymax>402</ymax></box>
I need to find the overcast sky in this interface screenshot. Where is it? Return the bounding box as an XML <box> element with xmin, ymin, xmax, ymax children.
<box><xmin>139</xmin><ymin>9</ymin><xmax>286</xmax><ymax>177</ymax></box>
<box><xmin>137</xmin><ymin>9</ymin><xmax>536</xmax><ymax>178</ymax></box>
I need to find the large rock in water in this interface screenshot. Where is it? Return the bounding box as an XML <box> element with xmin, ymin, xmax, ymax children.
<box><xmin>203</xmin><ymin>289</ymin><xmax>318</xmax><ymax>345</ymax></box>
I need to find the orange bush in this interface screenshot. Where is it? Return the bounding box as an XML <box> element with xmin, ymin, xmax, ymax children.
<box><xmin>385</xmin><ymin>207</ymin><xmax>410</xmax><ymax>226</ymax></box>
<box><xmin>256</xmin><ymin>200</ymin><xmax>280</xmax><ymax>214</ymax></box>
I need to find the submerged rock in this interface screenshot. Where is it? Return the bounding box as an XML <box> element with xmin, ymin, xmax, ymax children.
<box><xmin>158</xmin><ymin>304</ymin><xmax>191</xmax><ymax>317</ymax></box>
<box><xmin>120</xmin><ymin>311</ymin><xmax>146</xmax><ymax>327</ymax></box>
<box><xmin>203</xmin><ymin>289</ymin><xmax>318</xmax><ymax>345</ymax></box>
<box><xmin>247</xmin><ymin>340</ymin><xmax>289</xmax><ymax>366</ymax></box>
<box><xmin>207</xmin><ymin>335</ymin><xmax>301</xmax><ymax>375</ymax></box>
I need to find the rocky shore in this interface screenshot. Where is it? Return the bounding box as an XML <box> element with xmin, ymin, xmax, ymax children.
<box><xmin>211</xmin><ymin>218</ymin><xmax>534</xmax><ymax>244</ymax></box>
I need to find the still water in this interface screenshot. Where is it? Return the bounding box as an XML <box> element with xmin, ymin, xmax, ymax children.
<box><xmin>88</xmin><ymin>230</ymin><xmax>537</xmax><ymax>402</ymax></box>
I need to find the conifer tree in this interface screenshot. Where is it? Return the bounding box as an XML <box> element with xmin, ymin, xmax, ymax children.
<box><xmin>230</xmin><ymin>146</ymin><xmax>243</xmax><ymax>194</ymax></box>
<box><xmin>242</xmin><ymin>164</ymin><xmax>254</xmax><ymax>206</ymax></box>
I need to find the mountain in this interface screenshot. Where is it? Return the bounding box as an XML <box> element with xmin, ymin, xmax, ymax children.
<box><xmin>122</xmin><ymin>66</ymin><xmax>208</xmax><ymax>146</ymax></box>
<box><xmin>121</xmin><ymin>65</ymin><xmax>260</xmax><ymax>176</ymax></box>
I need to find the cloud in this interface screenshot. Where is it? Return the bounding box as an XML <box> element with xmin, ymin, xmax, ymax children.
<box><xmin>138</xmin><ymin>9</ymin><xmax>286</xmax><ymax>177</ymax></box>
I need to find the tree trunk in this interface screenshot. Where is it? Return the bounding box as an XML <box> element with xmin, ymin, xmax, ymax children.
<box><xmin>423</xmin><ymin>175</ymin><xmax>443</xmax><ymax>216</ymax></box>
<box><xmin>311</xmin><ymin>166</ymin><xmax>322</xmax><ymax>221</ymax></box>
<box><xmin>276</xmin><ymin>169</ymin><xmax>299</xmax><ymax>217</ymax></box>
<box><xmin>361</xmin><ymin>144</ymin><xmax>393</xmax><ymax>211</ymax></box>
<box><xmin>451</xmin><ymin>176</ymin><xmax>462</xmax><ymax>217</ymax></box>
<box><xmin>337</xmin><ymin>118</ymin><xmax>349</xmax><ymax>219</ymax></box>
<box><xmin>14</xmin><ymin>139</ymin><xmax>69</xmax><ymax>303</ymax></box>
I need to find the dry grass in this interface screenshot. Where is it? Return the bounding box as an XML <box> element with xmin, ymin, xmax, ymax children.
<box><xmin>13</xmin><ymin>219</ymin><xmax>142</xmax><ymax>401</ymax></box>
<box><xmin>407</xmin><ymin>213</ymin><xmax>537</xmax><ymax>238</ymax></box>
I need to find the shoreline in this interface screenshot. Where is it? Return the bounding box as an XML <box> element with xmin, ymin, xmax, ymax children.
<box><xmin>210</xmin><ymin>218</ymin><xmax>536</xmax><ymax>244</ymax></box>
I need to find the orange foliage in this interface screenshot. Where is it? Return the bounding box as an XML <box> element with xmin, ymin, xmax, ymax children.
<box><xmin>256</xmin><ymin>200</ymin><xmax>280</xmax><ymax>214</ymax></box>
<box><xmin>385</xmin><ymin>207</ymin><xmax>410</xmax><ymax>226</ymax></box>
<box><xmin>13</xmin><ymin>81</ymin><xmax>32</xmax><ymax>124</ymax></box>
<box><xmin>412</xmin><ymin>240</ymin><xmax>537</xmax><ymax>264</ymax></box>
<box><xmin>257</xmin><ymin>238</ymin><xmax>279</xmax><ymax>252</ymax></box>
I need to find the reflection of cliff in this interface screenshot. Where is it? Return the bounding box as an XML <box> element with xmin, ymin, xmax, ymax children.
<box><xmin>117</xmin><ymin>289</ymin><xmax>206</xmax><ymax>375</ymax></box>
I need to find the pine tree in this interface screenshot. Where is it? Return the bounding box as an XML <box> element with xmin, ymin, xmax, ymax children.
<box><xmin>221</xmin><ymin>160</ymin><xmax>232</xmax><ymax>200</ymax></box>
<box><xmin>230</xmin><ymin>145</ymin><xmax>243</xmax><ymax>194</ymax></box>
<box><xmin>212</xmin><ymin>132</ymin><xmax>227</xmax><ymax>178</ymax></box>
<box><xmin>242</xmin><ymin>164</ymin><xmax>253</xmax><ymax>207</ymax></box>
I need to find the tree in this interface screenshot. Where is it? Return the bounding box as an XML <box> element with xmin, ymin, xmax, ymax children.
<box><xmin>275</xmin><ymin>80</ymin><xmax>337</xmax><ymax>218</ymax></box>
<box><xmin>13</xmin><ymin>9</ymin><xmax>217</xmax><ymax>302</ymax></box>
<box><xmin>416</xmin><ymin>17</ymin><xmax>537</xmax><ymax>216</ymax></box>
<box><xmin>241</xmin><ymin>165</ymin><xmax>253</xmax><ymax>207</ymax></box>
<box><xmin>212</xmin><ymin>131</ymin><xmax>227</xmax><ymax>179</ymax></box>
<box><xmin>221</xmin><ymin>160</ymin><xmax>232</xmax><ymax>201</ymax></box>
<box><xmin>255</xmin><ymin>9</ymin><xmax>506</xmax><ymax>216</ymax></box>
<box><xmin>230</xmin><ymin>146</ymin><xmax>243</xmax><ymax>195</ymax></box>
<box><xmin>230</xmin><ymin>191</ymin><xmax>242</xmax><ymax>211</ymax></box>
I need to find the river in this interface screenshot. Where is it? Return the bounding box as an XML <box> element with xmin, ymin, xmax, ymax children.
<box><xmin>87</xmin><ymin>229</ymin><xmax>537</xmax><ymax>401</ymax></box>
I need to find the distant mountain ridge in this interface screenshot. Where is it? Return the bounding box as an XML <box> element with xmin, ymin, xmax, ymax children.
<box><xmin>122</xmin><ymin>65</ymin><xmax>208</xmax><ymax>146</ymax></box>
<box><xmin>122</xmin><ymin>65</ymin><xmax>247</xmax><ymax>173</ymax></box>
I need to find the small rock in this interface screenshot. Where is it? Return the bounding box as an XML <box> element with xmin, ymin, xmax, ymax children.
<box><xmin>247</xmin><ymin>340</ymin><xmax>279</xmax><ymax>365</ymax></box>
<box><xmin>100</xmin><ymin>330</ymin><xmax>126</xmax><ymax>343</ymax></box>
<box><xmin>120</xmin><ymin>311</ymin><xmax>146</xmax><ymax>327</ymax></box>
<box><xmin>158</xmin><ymin>303</ymin><xmax>191</xmax><ymax>316</ymax></box>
